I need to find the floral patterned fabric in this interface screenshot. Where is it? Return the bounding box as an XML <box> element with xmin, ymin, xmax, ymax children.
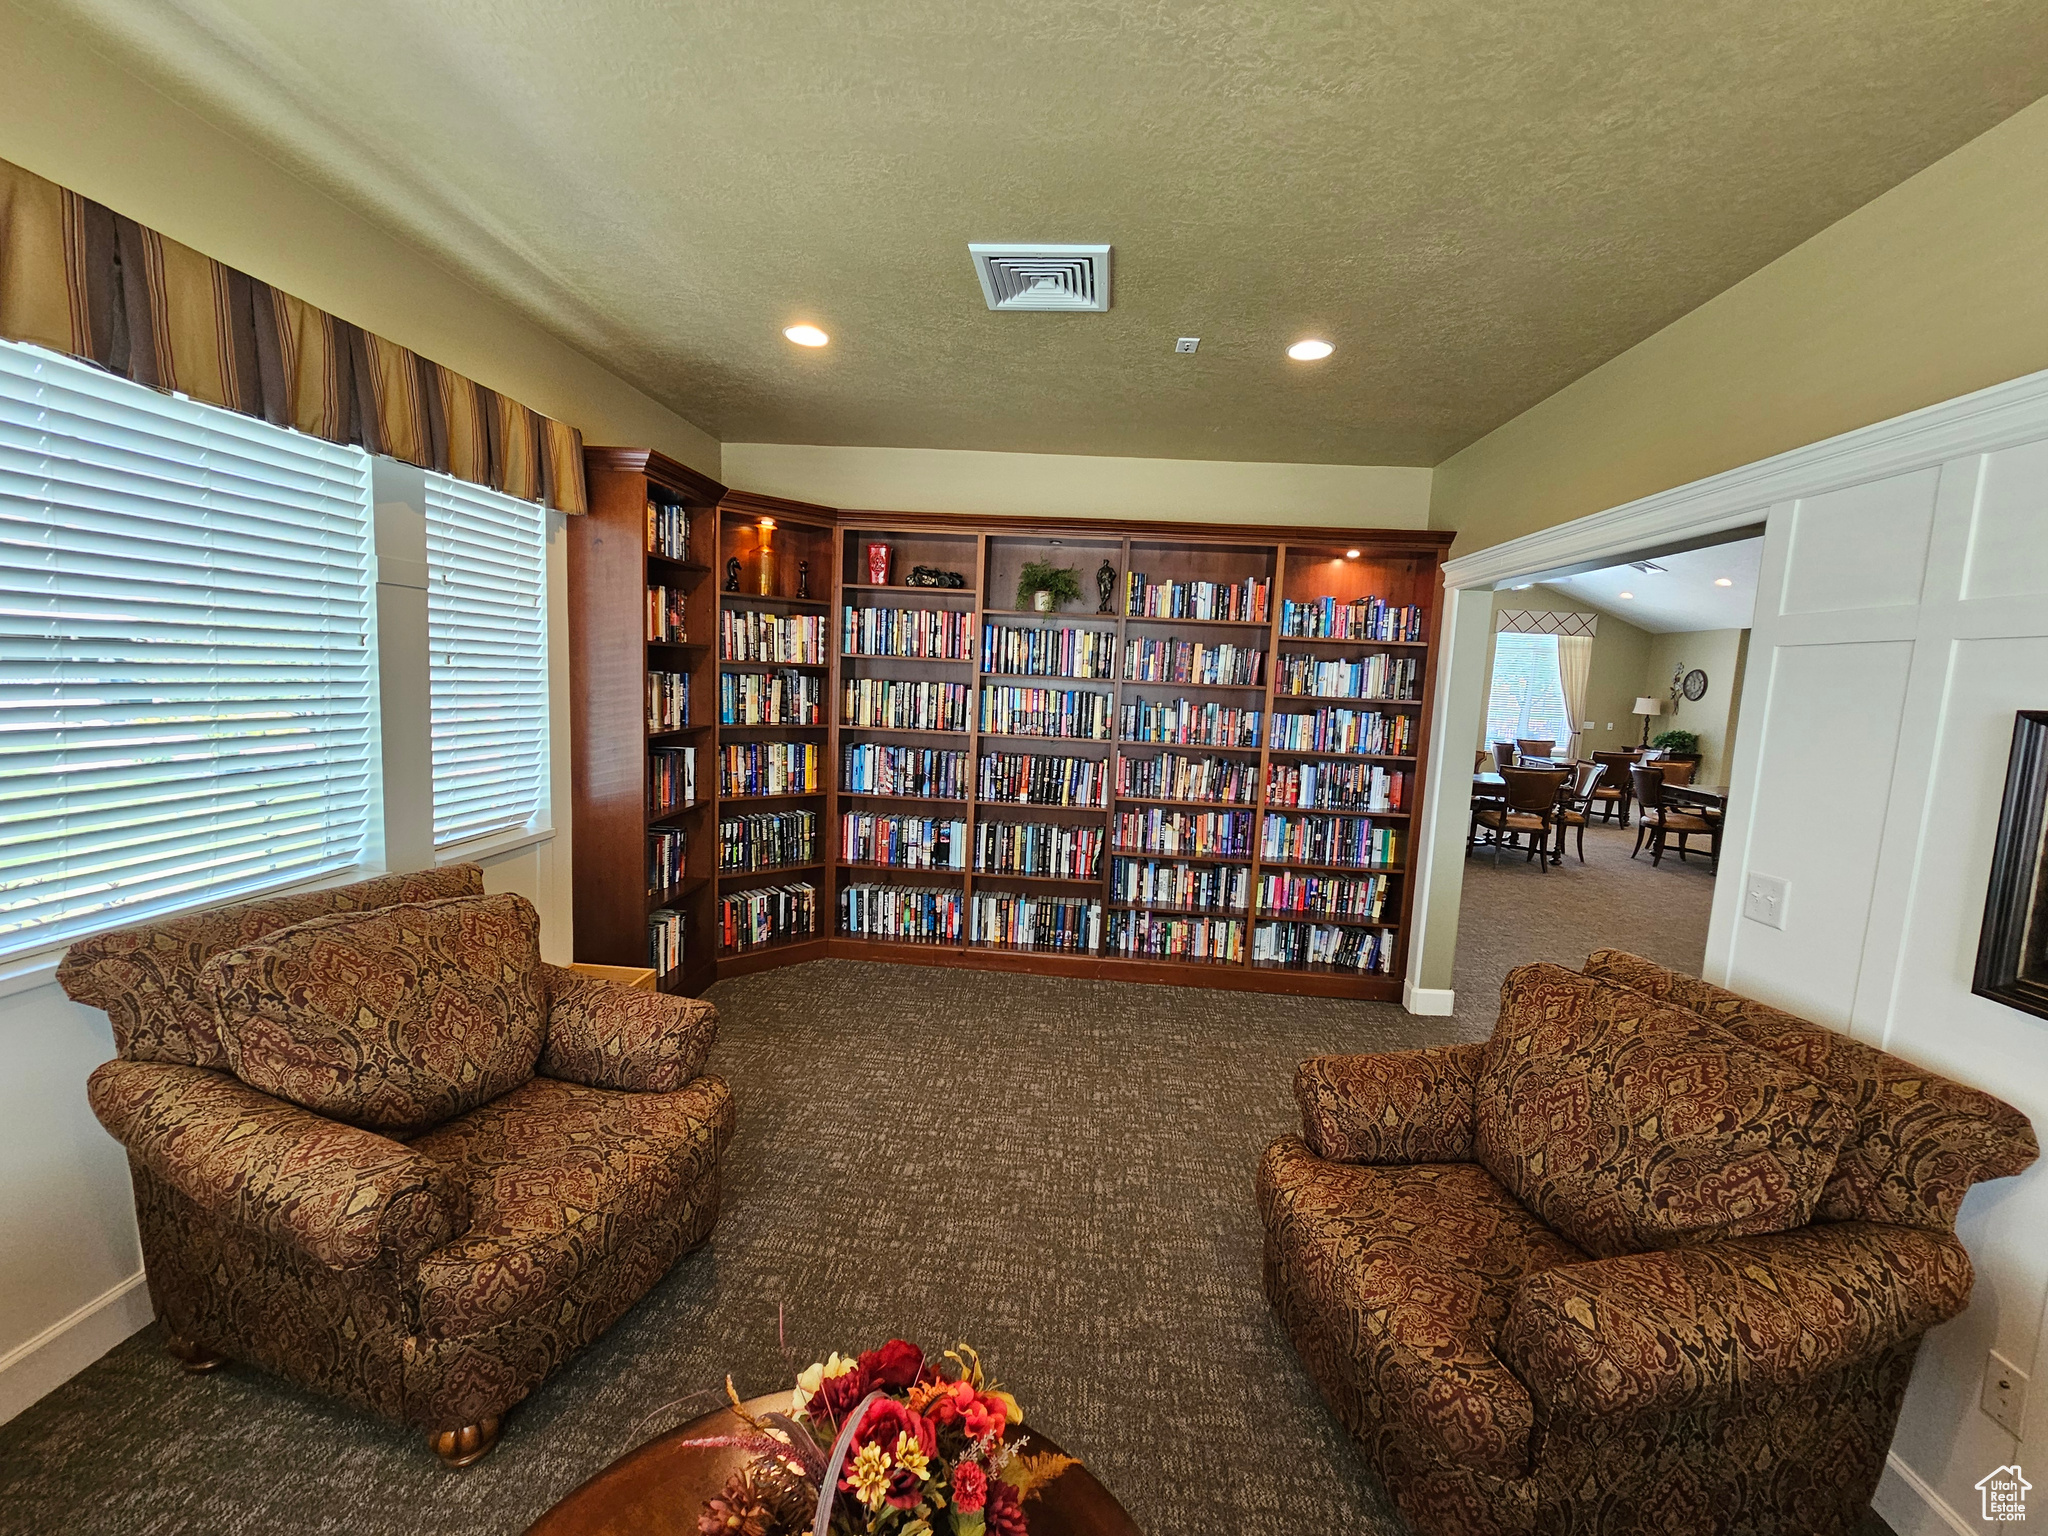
<box><xmin>1582</xmin><ymin>949</ymin><xmax>2041</xmax><ymax>1231</ymax></box>
<box><xmin>409</xmin><ymin>1074</ymin><xmax>733</xmax><ymax>1339</ymax></box>
<box><xmin>539</xmin><ymin>965</ymin><xmax>720</xmax><ymax>1094</ymax></box>
<box><xmin>1257</xmin><ymin>1136</ymin><xmax>1586</xmax><ymax>1481</ymax></box>
<box><xmin>87</xmin><ymin>1058</ymin><xmax>460</xmax><ymax>1270</ymax></box>
<box><xmin>1293</xmin><ymin>1044</ymin><xmax>1482</xmax><ymax>1164</ymax></box>
<box><xmin>206</xmin><ymin>894</ymin><xmax>547</xmax><ymax>1138</ymax></box>
<box><xmin>56</xmin><ymin>865</ymin><xmax>484</xmax><ymax>1069</ymax></box>
<box><xmin>1474</xmin><ymin>963</ymin><xmax>1852</xmax><ymax>1257</ymax></box>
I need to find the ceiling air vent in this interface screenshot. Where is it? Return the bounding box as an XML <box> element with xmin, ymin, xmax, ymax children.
<box><xmin>968</xmin><ymin>244</ymin><xmax>1112</xmax><ymax>311</ymax></box>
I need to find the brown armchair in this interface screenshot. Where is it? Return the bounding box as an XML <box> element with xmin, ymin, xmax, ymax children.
<box><xmin>1631</xmin><ymin>763</ymin><xmax>1715</xmax><ymax>866</ymax></box>
<box><xmin>1469</xmin><ymin>766</ymin><xmax>1568</xmax><ymax>869</ymax></box>
<box><xmin>1588</xmin><ymin>749</ymin><xmax>1639</xmax><ymax>825</ymax></box>
<box><xmin>58</xmin><ymin>868</ymin><xmax>734</xmax><ymax>1467</ymax></box>
<box><xmin>1258</xmin><ymin>952</ymin><xmax>2036</xmax><ymax>1536</ymax></box>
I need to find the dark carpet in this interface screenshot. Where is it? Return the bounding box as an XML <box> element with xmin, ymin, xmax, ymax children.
<box><xmin>1</xmin><ymin>824</ymin><xmax>1888</xmax><ymax>1535</ymax></box>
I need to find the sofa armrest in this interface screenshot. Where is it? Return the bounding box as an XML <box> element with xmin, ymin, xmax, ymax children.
<box><xmin>1500</xmin><ymin>1221</ymin><xmax>1974</xmax><ymax>1420</ymax></box>
<box><xmin>1293</xmin><ymin>1043</ymin><xmax>1482</xmax><ymax>1163</ymax></box>
<box><xmin>87</xmin><ymin>1059</ymin><xmax>461</xmax><ymax>1271</ymax></box>
<box><xmin>539</xmin><ymin>964</ymin><xmax>718</xmax><ymax>1093</ymax></box>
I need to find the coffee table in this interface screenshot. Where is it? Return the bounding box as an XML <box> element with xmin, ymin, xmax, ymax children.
<box><xmin>524</xmin><ymin>1392</ymin><xmax>1139</xmax><ymax>1536</ymax></box>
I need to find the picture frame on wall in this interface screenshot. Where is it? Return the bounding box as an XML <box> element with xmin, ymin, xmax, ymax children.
<box><xmin>1973</xmin><ymin>710</ymin><xmax>2048</xmax><ymax>1022</ymax></box>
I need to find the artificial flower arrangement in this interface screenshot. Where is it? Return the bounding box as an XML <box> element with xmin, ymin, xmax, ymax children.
<box><xmin>692</xmin><ymin>1339</ymin><xmax>1071</xmax><ymax>1536</ymax></box>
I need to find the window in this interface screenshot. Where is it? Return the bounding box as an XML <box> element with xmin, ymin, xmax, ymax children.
<box><xmin>424</xmin><ymin>472</ymin><xmax>548</xmax><ymax>849</ymax></box>
<box><xmin>1485</xmin><ymin>632</ymin><xmax>1572</xmax><ymax>749</ymax></box>
<box><xmin>0</xmin><ymin>341</ymin><xmax>378</xmax><ymax>959</ymax></box>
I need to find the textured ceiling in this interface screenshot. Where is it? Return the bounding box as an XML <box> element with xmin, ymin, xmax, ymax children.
<box><xmin>46</xmin><ymin>0</ymin><xmax>2048</xmax><ymax>465</ymax></box>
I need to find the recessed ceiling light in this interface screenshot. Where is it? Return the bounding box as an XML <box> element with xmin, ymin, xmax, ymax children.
<box><xmin>783</xmin><ymin>324</ymin><xmax>829</xmax><ymax>347</ymax></box>
<box><xmin>1618</xmin><ymin>591</ymin><xmax>1635</xmax><ymax>599</ymax></box>
<box><xmin>1715</xmin><ymin>577</ymin><xmax>1734</xmax><ymax>587</ymax></box>
<box><xmin>1287</xmin><ymin>339</ymin><xmax>1334</xmax><ymax>361</ymax></box>
<box><xmin>1345</xmin><ymin>548</ymin><xmax>1361</xmax><ymax>559</ymax></box>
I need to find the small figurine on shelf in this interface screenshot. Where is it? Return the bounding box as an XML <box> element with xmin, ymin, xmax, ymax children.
<box><xmin>1097</xmin><ymin>559</ymin><xmax>1116</xmax><ymax>614</ymax></box>
<box><xmin>797</xmin><ymin>560</ymin><xmax>810</xmax><ymax>599</ymax></box>
<box><xmin>724</xmin><ymin>556</ymin><xmax>741</xmax><ymax>593</ymax></box>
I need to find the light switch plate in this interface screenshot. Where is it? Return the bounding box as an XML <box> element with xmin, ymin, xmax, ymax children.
<box><xmin>1743</xmin><ymin>873</ymin><xmax>1789</xmax><ymax>929</ymax></box>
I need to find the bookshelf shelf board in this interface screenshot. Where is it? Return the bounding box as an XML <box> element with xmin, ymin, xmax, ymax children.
<box><xmin>1264</xmin><ymin>749</ymin><xmax>1419</xmax><ymax>762</ymax></box>
<box><xmin>1107</xmin><ymin>849</ymin><xmax>1252</xmax><ymax>867</ymax></box>
<box><xmin>1275</xmin><ymin>635</ymin><xmax>1429</xmax><ymax>648</ymax></box>
<box><xmin>1106</xmin><ymin>902</ymin><xmax>1250</xmax><ymax>919</ymax></box>
<box><xmin>1122</xmin><ymin>678</ymin><xmax>1268</xmax><ymax>692</ymax></box>
<box><xmin>984</xmin><ymin>608</ymin><xmax>1121</xmax><ymax>621</ymax></box>
<box><xmin>721</xmin><ymin>592</ymin><xmax>830</xmax><ymax>611</ymax></box>
<box><xmin>1116</xmin><ymin>738</ymin><xmax>1262</xmax><ymax>755</ymax></box>
<box><xmin>976</xmin><ymin>730</ymin><xmax>1115</xmax><ymax>744</ymax></box>
<box><xmin>647</xmin><ymin>640</ymin><xmax>710</xmax><ymax>654</ymax></box>
<box><xmin>1273</xmin><ymin>693</ymin><xmax>1423</xmax><ymax>706</ymax></box>
<box><xmin>845</xmin><ymin>652</ymin><xmax>977</xmax><ymax>664</ymax></box>
<box><xmin>837</xmin><ymin>724</ymin><xmax>972</xmax><ymax>738</ymax></box>
<box><xmin>649</xmin><ymin>879</ymin><xmax>708</xmax><ymax>905</ymax></box>
<box><xmin>979</xmin><ymin>670</ymin><xmax>1119</xmax><ymax>683</ymax></box>
<box><xmin>966</xmin><ymin>940</ymin><xmax>1102</xmax><ymax>959</ymax></box>
<box><xmin>648</xmin><ymin>804</ymin><xmax>704</xmax><ymax>827</ymax></box>
<box><xmin>838</xmin><ymin>860</ymin><xmax>969</xmax><ymax>876</ymax></box>
<box><xmin>720</xmin><ymin>660</ymin><xmax>831</xmax><ymax>672</ymax></box>
<box><xmin>836</xmin><ymin>790</ymin><xmax>971</xmax><ymax>804</ymax></box>
<box><xmin>719</xmin><ymin>790</ymin><xmax>828</xmax><ymax>803</ymax></box>
<box><xmin>648</xmin><ymin>554</ymin><xmax>712</xmax><ymax>577</ymax></box>
<box><xmin>1254</xmin><ymin>910</ymin><xmax>1398</xmax><ymax>928</ymax></box>
<box><xmin>841</xmin><ymin>583</ymin><xmax>978</xmax><ymax>598</ymax></box>
<box><xmin>719</xmin><ymin>928</ymin><xmax>823</xmax><ymax>960</ymax></box>
<box><xmin>1101</xmin><ymin>948</ymin><xmax>1244</xmax><ymax>967</ymax></box>
<box><xmin>977</xmin><ymin>800</ymin><xmax>1111</xmax><ymax>814</ymax></box>
<box><xmin>969</xmin><ymin>870</ymin><xmax>1105</xmax><ymax>886</ymax></box>
<box><xmin>648</xmin><ymin>726</ymin><xmax>712</xmax><ymax>743</ymax></box>
<box><xmin>1249</xmin><ymin>958</ymin><xmax>1390</xmax><ymax>978</ymax></box>
<box><xmin>1124</xmin><ymin>614</ymin><xmax>1269</xmax><ymax>629</ymax></box>
<box><xmin>1258</xmin><ymin>859</ymin><xmax>1406</xmax><ymax>875</ymax></box>
<box><xmin>718</xmin><ymin>861</ymin><xmax>825</xmax><ymax>881</ymax></box>
<box><xmin>1114</xmin><ymin>795</ymin><xmax>1258</xmax><ymax>810</ymax></box>
<box><xmin>1266</xmin><ymin>805</ymin><xmax>1412</xmax><ymax>817</ymax></box>
<box><xmin>717</xmin><ymin>720</ymin><xmax>830</xmax><ymax>732</ymax></box>
<box><xmin>834</xmin><ymin>931</ymin><xmax>968</xmax><ymax>952</ymax></box>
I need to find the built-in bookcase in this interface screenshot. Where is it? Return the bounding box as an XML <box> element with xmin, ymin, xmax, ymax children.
<box><xmin>575</xmin><ymin>457</ymin><xmax>1450</xmax><ymax>1000</ymax></box>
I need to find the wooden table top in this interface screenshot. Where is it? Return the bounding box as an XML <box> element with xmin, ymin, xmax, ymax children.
<box><xmin>1661</xmin><ymin>782</ymin><xmax>1731</xmax><ymax>807</ymax></box>
<box><xmin>524</xmin><ymin>1393</ymin><xmax>1139</xmax><ymax>1536</ymax></box>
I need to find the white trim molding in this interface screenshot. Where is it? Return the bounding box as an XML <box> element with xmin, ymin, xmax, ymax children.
<box><xmin>1875</xmin><ymin>1451</ymin><xmax>1976</xmax><ymax>1536</ymax></box>
<box><xmin>1402</xmin><ymin>979</ymin><xmax>1456</xmax><ymax>1016</ymax></box>
<box><xmin>0</xmin><ymin>1270</ymin><xmax>152</xmax><ymax>1426</ymax></box>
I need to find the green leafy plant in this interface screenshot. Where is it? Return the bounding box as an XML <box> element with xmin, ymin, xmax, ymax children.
<box><xmin>1651</xmin><ymin>728</ymin><xmax>1700</xmax><ymax>756</ymax></box>
<box><xmin>1015</xmin><ymin>559</ymin><xmax>1082</xmax><ymax>611</ymax></box>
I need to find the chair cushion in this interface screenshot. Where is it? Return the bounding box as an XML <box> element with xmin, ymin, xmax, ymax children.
<box><xmin>205</xmin><ymin>894</ymin><xmax>547</xmax><ymax>1138</ymax></box>
<box><xmin>1476</xmin><ymin>810</ymin><xmax>1544</xmax><ymax>831</ymax></box>
<box><xmin>1582</xmin><ymin>950</ymin><xmax>2040</xmax><ymax>1231</ymax></box>
<box><xmin>409</xmin><ymin>1073</ymin><xmax>733</xmax><ymax>1339</ymax></box>
<box><xmin>1475</xmin><ymin>964</ymin><xmax>1853</xmax><ymax>1258</ymax></box>
<box><xmin>1257</xmin><ymin>1138</ymin><xmax>1585</xmax><ymax>1479</ymax></box>
<box><xmin>1652</xmin><ymin>812</ymin><xmax>1713</xmax><ymax>832</ymax></box>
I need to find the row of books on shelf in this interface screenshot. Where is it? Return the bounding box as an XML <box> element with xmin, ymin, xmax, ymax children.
<box><xmin>647</xmin><ymin>585</ymin><xmax>688</xmax><ymax>644</ymax></box>
<box><xmin>1268</xmin><ymin>707</ymin><xmax>1417</xmax><ymax>757</ymax></box>
<box><xmin>1124</xmin><ymin>638</ymin><xmax>1263</xmax><ymax>687</ymax></box>
<box><xmin>721</xmin><ymin>809</ymin><xmax>819</xmax><ymax>872</ymax></box>
<box><xmin>1118</xmin><ymin>750</ymin><xmax>1258</xmax><ymax>805</ymax></box>
<box><xmin>981</xmin><ymin>623</ymin><xmax>1117</xmax><ymax>679</ymax></box>
<box><xmin>721</xmin><ymin>610</ymin><xmax>827</xmax><ymax>664</ymax></box>
<box><xmin>720</xmin><ymin>669</ymin><xmax>824</xmax><ymax>726</ymax></box>
<box><xmin>647</xmin><ymin>500</ymin><xmax>691</xmax><ymax>562</ymax></box>
<box><xmin>842</xmin><ymin>812</ymin><xmax>968</xmax><ymax>870</ymax></box>
<box><xmin>1251</xmin><ymin>922</ymin><xmax>1395</xmax><ymax>973</ymax></box>
<box><xmin>842</xmin><ymin>605</ymin><xmax>975</xmax><ymax>660</ymax></box>
<box><xmin>1257</xmin><ymin>870</ymin><xmax>1393</xmax><ymax>921</ymax></box>
<box><xmin>720</xmin><ymin>883</ymin><xmax>817</xmax><ymax>951</ymax></box>
<box><xmin>1120</xmin><ymin>696</ymin><xmax>1260</xmax><ymax>748</ymax></box>
<box><xmin>649</xmin><ymin>907</ymin><xmax>686</xmax><ymax>974</ymax></box>
<box><xmin>647</xmin><ymin>670</ymin><xmax>690</xmax><ymax>732</ymax></box>
<box><xmin>1264</xmin><ymin>760</ymin><xmax>1406</xmax><ymax>812</ymax></box>
<box><xmin>1124</xmin><ymin>571</ymin><xmax>1269</xmax><ymax>623</ymax></box>
<box><xmin>1110</xmin><ymin>807</ymin><xmax>1254</xmax><ymax>860</ymax></box>
<box><xmin>838</xmin><ymin>883</ymin><xmax>963</xmax><ymax>945</ymax></box>
<box><xmin>649</xmin><ymin>828</ymin><xmax>687</xmax><ymax>896</ymax></box>
<box><xmin>841</xmin><ymin>743</ymin><xmax>969</xmax><ymax>798</ymax></box>
<box><xmin>1278</xmin><ymin>596</ymin><xmax>1425</xmax><ymax>642</ymax></box>
<box><xmin>1109</xmin><ymin>856</ymin><xmax>1248</xmax><ymax>912</ymax></box>
<box><xmin>844</xmin><ymin>678</ymin><xmax>972</xmax><ymax>732</ymax></box>
<box><xmin>1275</xmin><ymin>652</ymin><xmax>1419</xmax><ymax>700</ymax></box>
<box><xmin>651</xmin><ymin>748</ymin><xmax>697</xmax><ymax>814</ymax></box>
<box><xmin>970</xmin><ymin>892</ymin><xmax>1100</xmax><ymax>953</ymax></box>
<box><xmin>980</xmin><ymin>685</ymin><xmax>1113</xmax><ymax>740</ymax></box>
<box><xmin>978</xmin><ymin>751</ymin><xmax>1107</xmax><ymax>807</ymax></box>
<box><xmin>976</xmin><ymin>820</ymin><xmax>1105</xmax><ymax>879</ymax></box>
<box><xmin>1104</xmin><ymin>910</ymin><xmax>1244</xmax><ymax>962</ymax></box>
<box><xmin>1259</xmin><ymin>814</ymin><xmax>1401</xmax><ymax>868</ymax></box>
<box><xmin>719</xmin><ymin>740</ymin><xmax>821</xmax><ymax>798</ymax></box>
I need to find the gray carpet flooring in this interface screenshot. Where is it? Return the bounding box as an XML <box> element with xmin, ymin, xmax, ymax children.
<box><xmin>3</xmin><ymin>823</ymin><xmax>1889</xmax><ymax>1535</ymax></box>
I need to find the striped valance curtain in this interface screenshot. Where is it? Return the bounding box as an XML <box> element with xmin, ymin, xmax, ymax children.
<box><xmin>0</xmin><ymin>155</ymin><xmax>586</xmax><ymax>514</ymax></box>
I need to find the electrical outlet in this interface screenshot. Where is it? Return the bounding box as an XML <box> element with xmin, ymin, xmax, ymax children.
<box><xmin>1743</xmin><ymin>873</ymin><xmax>1789</xmax><ymax>929</ymax></box>
<box><xmin>1983</xmin><ymin>1349</ymin><xmax>2028</xmax><ymax>1438</ymax></box>
<box><xmin>1174</xmin><ymin>337</ymin><xmax>1200</xmax><ymax>353</ymax></box>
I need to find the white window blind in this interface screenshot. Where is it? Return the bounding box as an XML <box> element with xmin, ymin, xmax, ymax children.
<box><xmin>424</xmin><ymin>472</ymin><xmax>548</xmax><ymax>849</ymax></box>
<box><xmin>0</xmin><ymin>341</ymin><xmax>379</xmax><ymax>960</ymax></box>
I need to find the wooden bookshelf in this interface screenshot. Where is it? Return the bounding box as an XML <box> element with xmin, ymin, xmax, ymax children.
<box><xmin>574</xmin><ymin>459</ymin><xmax>1451</xmax><ymax>1000</ymax></box>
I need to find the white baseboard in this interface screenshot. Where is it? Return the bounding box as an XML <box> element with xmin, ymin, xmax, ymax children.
<box><xmin>1875</xmin><ymin>1451</ymin><xmax>1976</xmax><ymax>1536</ymax></box>
<box><xmin>1402</xmin><ymin>979</ymin><xmax>1456</xmax><ymax>1016</ymax></box>
<box><xmin>0</xmin><ymin>1270</ymin><xmax>153</xmax><ymax>1426</ymax></box>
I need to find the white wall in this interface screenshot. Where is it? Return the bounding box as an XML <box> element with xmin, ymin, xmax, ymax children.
<box><xmin>0</xmin><ymin>461</ymin><xmax>575</xmax><ymax>1426</ymax></box>
<box><xmin>722</xmin><ymin>442</ymin><xmax>1432</xmax><ymax>527</ymax></box>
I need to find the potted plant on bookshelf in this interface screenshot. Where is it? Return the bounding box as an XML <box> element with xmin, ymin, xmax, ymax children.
<box><xmin>1016</xmin><ymin>560</ymin><xmax>1081</xmax><ymax>614</ymax></box>
<box><xmin>1649</xmin><ymin>728</ymin><xmax>1701</xmax><ymax>765</ymax></box>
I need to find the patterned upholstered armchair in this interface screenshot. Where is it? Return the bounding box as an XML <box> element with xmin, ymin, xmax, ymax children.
<box><xmin>1257</xmin><ymin>951</ymin><xmax>2037</xmax><ymax>1536</ymax></box>
<box><xmin>58</xmin><ymin>867</ymin><xmax>734</xmax><ymax>1467</ymax></box>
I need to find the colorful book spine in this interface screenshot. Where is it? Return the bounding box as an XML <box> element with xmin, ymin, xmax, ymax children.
<box><xmin>1258</xmin><ymin>813</ymin><xmax>1400</xmax><ymax>869</ymax></box>
<box><xmin>650</xmin><ymin>748</ymin><xmax>697</xmax><ymax>814</ymax></box>
<box><xmin>1121</xmin><ymin>572</ymin><xmax>1270</xmax><ymax>622</ymax></box>
<box><xmin>1277</xmin><ymin>596</ymin><xmax>1425</xmax><ymax>642</ymax></box>
<box><xmin>1256</xmin><ymin>870</ymin><xmax>1391</xmax><ymax>921</ymax></box>
<box><xmin>718</xmin><ymin>741</ymin><xmax>821</xmax><ymax>797</ymax></box>
<box><xmin>840</xmin><ymin>812</ymin><xmax>969</xmax><ymax>869</ymax></box>
<box><xmin>978</xmin><ymin>685</ymin><xmax>1113</xmax><ymax>740</ymax></box>
<box><xmin>1115</xmin><ymin>751</ymin><xmax>1259</xmax><ymax>805</ymax></box>
<box><xmin>980</xmin><ymin>623</ymin><xmax>1117</xmax><ymax>679</ymax></box>
<box><xmin>842</xmin><ymin>605</ymin><xmax>975</xmax><ymax>659</ymax></box>
<box><xmin>719</xmin><ymin>883</ymin><xmax>817</xmax><ymax>950</ymax></box>
<box><xmin>720</xmin><ymin>609</ymin><xmax>827</xmax><ymax>662</ymax></box>
<box><xmin>973</xmin><ymin>821</ymin><xmax>1104</xmax><ymax>879</ymax></box>
<box><xmin>1107</xmin><ymin>857</ymin><xmax>1248</xmax><ymax>912</ymax></box>
<box><xmin>648</xmin><ymin>907</ymin><xmax>686</xmax><ymax>973</ymax></box>
<box><xmin>1122</xmin><ymin>638</ymin><xmax>1264</xmax><ymax>687</ymax></box>
<box><xmin>1110</xmin><ymin>807</ymin><xmax>1254</xmax><ymax>859</ymax></box>
<box><xmin>841</xmin><ymin>678</ymin><xmax>972</xmax><ymax>732</ymax></box>
<box><xmin>841</xmin><ymin>744</ymin><xmax>969</xmax><ymax>799</ymax></box>
<box><xmin>647</xmin><ymin>500</ymin><xmax>691</xmax><ymax>560</ymax></box>
<box><xmin>1252</xmin><ymin>921</ymin><xmax>1394</xmax><ymax>972</ymax></box>
<box><xmin>647</xmin><ymin>670</ymin><xmax>690</xmax><ymax>731</ymax></box>
<box><xmin>719</xmin><ymin>668</ymin><xmax>824</xmax><ymax>725</ymax></box>
<box><xmin>976</xmin><ymin>752</ymin><xmax>1109</xmax><ymax>807</ymax></box>
<box><xmin>1275</xmin><ymin>651</ymin><xmax>1418</xmax><ymax>699</ymax></box>
<box><xmin>1118</xmin><ymin>695</ymin><xmax>1261</xmax><ymax>748</ymax></box>
<box><xmin>1103</xmin><ymin>910</ymin><xmax>1244</xmax><ymax>962</ymax></box>
<box><xmin>1263</xmin><ymin>761</ymin><xmax>1406</xmax><ymax>811</ymax></box>
<box><xmin>1267</xmin><ymin>707</ymin><xmax>1415</xmax><ymax>756</ymax></box>
<box><xmin>719</xmin><ymin>810</ymin><xmax>819</xmax><ymax>872</ymax></box>
<box><xmin>969</xmin><ymin>893</ymin><xmax>1100</xmax><ymax>953</ymax></box>
<box><xmin>646</xmin><ymin>585</ymin><xmax>688</xmax><ymax>643</ymax></box>
<box><xmin>839</xmin><ymin>884</ymin><xmax>964</xmax><ymax>945</ymax></box>
<box><xmin>647</xmin><ymin>829</ymin><xmax>688</xmax><ymax>896</ymax></box>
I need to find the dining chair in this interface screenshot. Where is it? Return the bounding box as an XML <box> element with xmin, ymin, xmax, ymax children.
<box><xmin>1655</xmin><ymin>757</ymin><xmax>1698</xmax><ymax>787</ymax></box>
<box><xmin>1631</xmin><ymin>764</ymin><xmax>1717</xmax><ymax>867</ymax></box>
<box><xmin>1589</xmin><ymin>750</ymin><xmax>1638</xmax><ymax>825</ymax></box>
<box><xmin>1556</xmin><ymin>760</ymin><xmax>1606</xmax><ymax>863</ymax></box>
<box><xmin>1471</xmin><ymin>767</ymin><xmax>1571</xmax><ymax>870</ymax></box>
<box><xmin>1492</xmin><ymin>739</ymin><xmax>1520</xmax><ymax>771</ymax></box>
<box><xmin>1515</xmin><ymin>738</ymin><xmax>1556</xmax><ymax>763</ymax></box>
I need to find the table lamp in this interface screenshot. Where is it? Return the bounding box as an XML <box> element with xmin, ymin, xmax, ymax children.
<box><xmin>1632</xmin><ymin>696</ymin><xmax>1664</xmax><ymax>747</ymax></box>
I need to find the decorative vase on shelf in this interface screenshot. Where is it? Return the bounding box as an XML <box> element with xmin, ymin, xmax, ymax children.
<box><xmin>756</xmin><ymin>519</ymin><xmax>776</xmax><ymax>597</ymax></box>
<box><xmin>1032</xmin><ymin>589</ymin><xmax>1054</xmax><ymax>613</ymax></box>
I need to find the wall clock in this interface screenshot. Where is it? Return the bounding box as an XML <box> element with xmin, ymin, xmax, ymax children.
<box><xmin>1682</xmin><ymin>668</ymin><xmax>1709</xmax><ymax>702</ymax></box>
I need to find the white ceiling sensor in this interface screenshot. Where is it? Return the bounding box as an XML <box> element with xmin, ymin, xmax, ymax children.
<box><xmin>969</xmin><ymin>244</ymin><xmax>1112</xmax><ymax>311</ymax></box>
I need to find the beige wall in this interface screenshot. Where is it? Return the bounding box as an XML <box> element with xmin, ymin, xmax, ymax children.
<box><xmin>722</xmin><ymin>443</ymin><xmax>1432</xmax><ymax>527</ymax></box>
<box><xmin>1640</xmin><ymin>628</ymin><xmax>1749</xmax><ymax>785</ymax></box>
<box><xmin>0</xmin><ymin>0</ymin><xmax>719</xmax><ymax>478</ymax></box>
<box><xmin>1428</xmin><ymin>94</ymin><xmax>2048</xmax><ymax>554</ymax></box>
<box><xmin>1477</xmin><ymin>586</ymin><xmax>1653</xmax><ymax>763</ymax></box>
